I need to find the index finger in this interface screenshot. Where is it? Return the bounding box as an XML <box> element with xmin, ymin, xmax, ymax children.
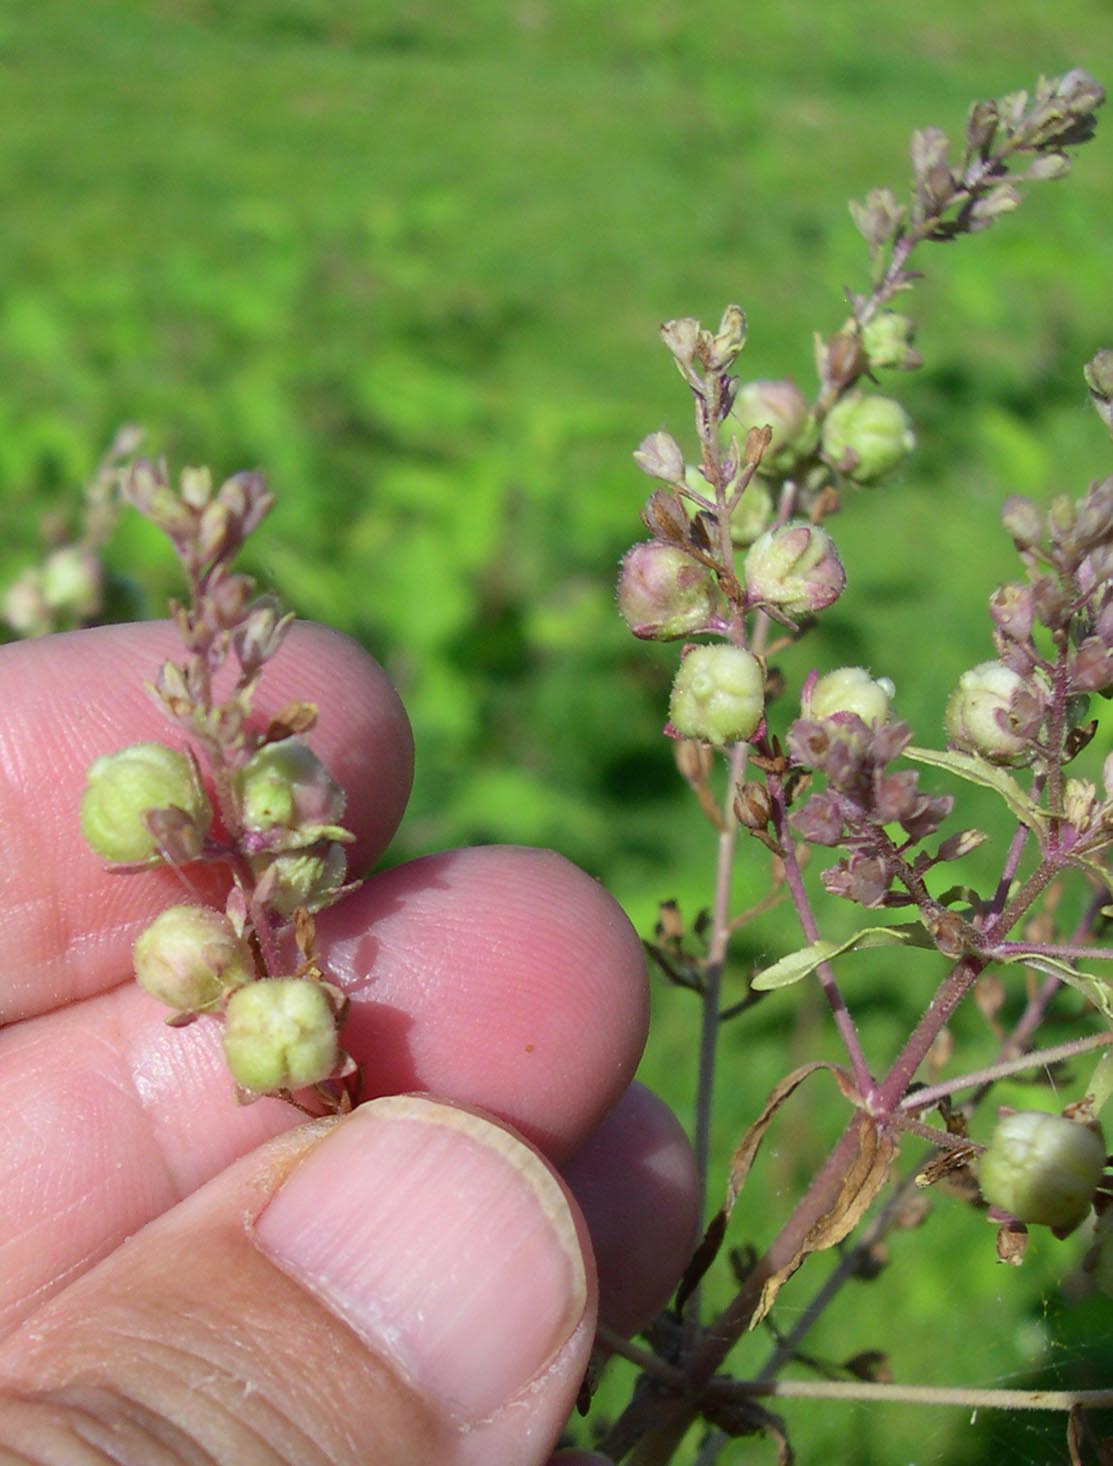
<box><xmin>0</xmin><ymin>621</ymin><xmax>414</xmax><ymax>1023</ymax></box>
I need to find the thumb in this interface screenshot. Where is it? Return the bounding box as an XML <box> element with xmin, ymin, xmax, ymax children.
<box><xmin>0</xmin><ymin>1095</ymin><xmax>596</xmax><ymax>1466</ymax></box>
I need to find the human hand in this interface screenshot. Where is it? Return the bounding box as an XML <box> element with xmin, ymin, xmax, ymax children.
<box><xmin>0</xmin><ymin>623</ymin><xmax>698</xmax><ymax>1466</ymax></box>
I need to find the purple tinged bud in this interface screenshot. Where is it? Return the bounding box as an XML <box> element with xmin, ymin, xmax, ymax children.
<box><xmin>618</xmin><ymin>542</ymin><xmax>718</xmax><ymax>640</ymax></box>
<box><xmin>707</xmin><ymin>304</ymin><xmax>747</xmax><ymax>370</ymax></box>
<box><xmin>989</xmin><ymin>582</ymin><xmax>1035</xmax><ymax>641</ymax></box>
<box><xmin>81</xmin><ymin>742</ymin><xmax>212</xmax><ymax>864</ymax></box>
<box><xmin>1000</xmin><ymin>495</ymin><xmax>1043</xmax><ymax>549</ymax></box>
<box><xmin>659</xmin><ymin>317</ymin><xmax>701</xmax><ymax>368</ymax></box>
<box><xmin>237</xmin><ymin>738</ymin><xmax>346</xmax><ymax>832</ymax></box>
<box><xmin>222</xmin><ymin>978</ymin><xmax>341</xmax><ymax>1094</ymax></box>
<box><xmin>744</xmin><ymin>521</ymin><xmax>846</xmax><ymax>619</ymax></box>
<box><xmin>944</xmin><ymin>661</ymin><xmax>1042</xmax><ymax>766</ymax></box>
<box><xmin>133</xmin><ymin>904</ymin><xmax>254</xmax><ymax>1012</ymax></box>
<box><xmin>633</xmin><ymin>431</ymin><xmax>686</xmax><ymax>483</ymax></box>
<box><xmin>729</xmin><ymin>380</ymin><xmax>817</xmax><ymax>475</ymax></box>
<box><xmin>668</xmin><ymin>645</ymin><xmax>765</xmax><ymax>747</ymax></box>
<box><xmin>821</xmin><ymin>393</ymin><xmax>915</xmax><ymax>485</ymax></box>
<box><xmin>1084</xmin><ymin>351</ymin><xmax>1113</xmax><ymax>435</ymax></box>
<box><xmin>179</xmin><ymin>466</ymin><xmax>213</xmax><ymax>510</ymax></box>
<box><xmin>979</xmin><ymin>1110</ymin><xmax>1105</xmax><ymax>1235</ymax></box>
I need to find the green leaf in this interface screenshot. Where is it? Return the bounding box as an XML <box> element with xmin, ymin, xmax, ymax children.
<box><xmin>904</xmin><ymin>746</ymin><xmax>1048</xmax><ymax>837</ymax></box>
<box><xmin>752</xmin><ymin>924</ymin><xmax>923</xmax><ymax>991</ymax></box>
<box><xmin>996</xmin><ymin>950</ymin><xmax>1113</xmax><ymax>1027</ymax></box>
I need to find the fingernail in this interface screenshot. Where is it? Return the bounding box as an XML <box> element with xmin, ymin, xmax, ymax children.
<box><xmin>253</xmin><ymin>1094</ymin><xmax>588</xmax><ymax>1425</ymax></box>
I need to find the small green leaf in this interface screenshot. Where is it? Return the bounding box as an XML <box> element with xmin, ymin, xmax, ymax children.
<box><xmin>752</xmin><ymin>925</ymin><xmax>922</xmax><ymax>991</ymax></box>
<box><xmin>904</xmin><ymin>746</ymin><xmax>1048</xmax><ymax>836</ymax></box>
<box><xmin>997</xmin><ymin>950</ymin><xmax>1113</xmax><ymax>1027</ymax></box>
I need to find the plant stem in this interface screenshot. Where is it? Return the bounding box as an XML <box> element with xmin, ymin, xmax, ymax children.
<box><xmin>900</xmin><ymin>1030</ymin><xmax>1113</xmax><ymax>1113</ymax></box>
<box><xmin>767</xmin><ymin>773</ymin><xmax>876</xmax><ymax>1102</ymax></box>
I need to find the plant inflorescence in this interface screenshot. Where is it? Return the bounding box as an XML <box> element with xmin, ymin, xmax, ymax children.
<box><xmin>603</xmin><ymin>68</ymin><xmax>1113</xmax><ymax>1463</ymax></box>
<box><xmin>10</xmin><ymin>62</ymin><xmax>1113</xmax><ymax>1466</ymax></box>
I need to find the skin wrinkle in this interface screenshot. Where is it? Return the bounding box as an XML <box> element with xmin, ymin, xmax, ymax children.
<box><xmin>40</xmin><ymin>1326</ymin><xmax>333</xmax><ymax>1466</ymax></box>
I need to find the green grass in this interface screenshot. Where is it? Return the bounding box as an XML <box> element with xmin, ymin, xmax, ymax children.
<box><xmin>4</xmin><ymin>2</ymin><xmax>1113</xmax><ymax>1459</ymax></box>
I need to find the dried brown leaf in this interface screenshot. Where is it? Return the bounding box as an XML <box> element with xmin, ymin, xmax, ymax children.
<box><xmin>751</xmin><ymin>1111</ymin><xmax>897</xmax><ymax>1327</ymax></box>
<box><xmin>676</xmin><ymin>1062</ymin><xmax>858</xmax><ymax>1311</ymax></box>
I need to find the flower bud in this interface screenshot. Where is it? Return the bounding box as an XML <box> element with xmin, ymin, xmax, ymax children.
<box><xmin>40</xmin><ymin>545</ymin><xmax>102</xmax><ymax>620</ymax></box>
<box><xmin>729</xmin><ymin>380</ymin><xmax>817</xmax><ymax>476</ymax></box>
<box><xmin>236</xmin><ymin>738</ymin><xmax>345</xmax><ymax>832</ymax></box>
<box><xmin>2</xmin><ymin>567</ymin><xmax>50</xmax><ymax>637</ymax></box>
<box><xmin>133</xmin><ymin>904</ymin><xmax>254</xmax><ymax>1012</ymax></box>
<box><xmin>860</xmin><ymin>312</ymin><xmax>919</xmax><ymax>371</ymax></box>
<box><xmin>744</xmin><ymin>521</ymin><xmax>846</xmax><ymax>619</ymax></box>
<box><xmin>944</xmin><ymin>661</ymin><xmax>1040</xmax><ymax>766</ymax></box>
<box><xmin>252</xmin><ymin>842</ymin><xmax>348</xmax><ymax>916</ymax></box>
<box><xmin>1000</xmin><ymin>495</ymin><xmax>1044</xmax><ymax>549</ymax></box>
<box><xmin>1084</xmin><ymin>349</ymin><xmax>1113</xmax><ymax>435</ymax></box>
<box><xmin>804</xmin><ymin>666</ymin><xmax>894</xmax><ymax>725</ymax></box>
<box><xmin>81</xmin><ymin>742</ymin><xmax>211</xmax><ymax>864</ymax></box>
<box><xmin>669</xmin><ymin>645</ymin><xmax>765</xmax><ymax>746</ymax></box>
<box><xmin>978</xmin><ymin>1110</ymin><xmax>1105</xmax><ymax>1235</ymax></box>
<box><xmin>617</xmin><ymin>542</ymin><xmax>718</xmax><ymax>640</ymax></box>
<box><xmin>821</xmin><ymin>393</ymin><xmax>915</xmax><ymax>485</ymax></box>
<box><xmin>633</xmin><ymin>431</ymin><xmax>686</xmax><ymax>483</ymax></box>
<box><xmin>222</xmin><ymin>978</ymin><xmax>340</xmax><ymax>1094</ymax></box>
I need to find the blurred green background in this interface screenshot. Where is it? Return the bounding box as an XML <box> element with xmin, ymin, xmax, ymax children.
<box><xmin>4</xmin><ymin>2</ymin><xmax>1113</xmax><ymax>1460</ymax></box>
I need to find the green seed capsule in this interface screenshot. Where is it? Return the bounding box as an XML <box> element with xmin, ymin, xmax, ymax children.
<box><xmin>81</xmin><ymin>742</ymin><xmax>211</xmax><ymax>864</ymax></box>
<box><xmin>223</xmin><ymin>978</ymin><xmax>340</xmax><ymax>1094</ymax></box>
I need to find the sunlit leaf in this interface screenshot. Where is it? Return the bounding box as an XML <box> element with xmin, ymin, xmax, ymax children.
<box><xmin>904</xmin><ymin>746</ymin><xmax>1048</xmax><ymax>836</ymax></box>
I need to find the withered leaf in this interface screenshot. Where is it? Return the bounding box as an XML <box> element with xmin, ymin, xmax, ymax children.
<box><xmin>676</xmin><ymin>1061</ymin><xmax>860</xmax><ymax>1311</ymax></box>
<box><xmin>750</xmin><ymin>1111</ymin><xmax>897</xmax><ymax>1327</ymax></box>
<box><xmin>641</xmin><ymin>488</ymin><xmax>690</xmax><ymax>543</ymax></box>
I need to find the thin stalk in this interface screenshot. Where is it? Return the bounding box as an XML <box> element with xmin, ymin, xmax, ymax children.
<box><xmin>900</xmin><ymin>1030</ymin><xmax>1113</xmax><ymax>1113</ymax></box>
<box><xmin>767</xmin><ymin>774</ymin><xmax>875</xmax><ymax>1101</ymax></box>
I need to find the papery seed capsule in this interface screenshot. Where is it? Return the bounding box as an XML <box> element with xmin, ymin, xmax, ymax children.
<box><xmin>81</xmin><ymin>742</ymin><xmax>211</xmax><ymax>864</ymax></box>
<box><xmin>669</xmin><ymin>645</ymin><xmax>765</xmax><ymax>747</ymax></box>
<box><xmin>133</xmin><ymin>904</ymin><xmax>254</xmax><ymax>1011</ymax></box>
<box><xmin>979</xmin><ymin>1110</ymin><xmax>1105</xmax><ymax>1235</ymax></box>
<box><xmin>222</xmin><ymin>978</ymin><xmax>340</xmax><ymax>1094</ymax></box>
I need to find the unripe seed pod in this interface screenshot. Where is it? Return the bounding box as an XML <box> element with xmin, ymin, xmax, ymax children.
<box><xmin>944</xmin><ymin>661</ymin><xmax>1039</xmax><ymax>766</ymax></box>
<box><xmin>223</xmin><ymin>978</ymin><xmax>340</xmax><ymax>1094</ymax></box>
<box><xmin>236</xmin><ymin>738</ymin><xmax>345</xmax><ymax>831</ymax></box>
<box><xmin>729</xmin><ymin>380</ymin><xmax>817</xmax><ymax>476</ymax></box>
<box><xmin>821</xmin><ymin>393</ymin><xmax>915</xmax><ymax>485</ymax></box>
<box><xmin>133</xmin><ymin>904</ymin><xmax>254</xmax><ymax>1011</ymax></box>
<box><xmin>252</xmin><ymin>842</ymin><xmax>349</xmax><ymax>916</ymax></box>
<box><xmin>669</xmin><ymin>645</ymin><xmax>765</xmax><ymax>747</ymax></box>
<box><xmin>978</xmin><ymin>1110</ymin><xmax>1105</xmax><ymax>1235</ymax></box>
<box><xmin>728</xmin><ymin>480</ymin><xmax>774</xmax><ymax>548</ymax></box>
<box><xmin>81</xmin><ymin>742</ymin><xmax>211</xmax><ymax>864</ymax></box>
<box><xmin>860</xmin><ymin>312</ymin><xmax>919</xmax><ymax>370</ymax></box>
<box><xmin>40</xmin><ymin>545</ymin><xmax>102</xmax><ymax>619</ymax></box>
<box><xmin>744</xmin><ymin>521</ymin><xmax>846</xmax><ymax>619</ymax></box>
<box><xmin>805</xmin><ymin>666</ymin><xmax>894</xmax><ymax>725</ymax></box>
<box><xmin>618</xmin><ymin>542</ymin><xmax>718</xmax><ymax>640</ymax></box>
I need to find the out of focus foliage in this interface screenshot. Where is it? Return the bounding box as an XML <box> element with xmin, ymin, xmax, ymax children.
<box><xmin>4</xmin><ymin>4</ymin><xmax>1113</xmax><ymax>1459</ymax></box>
